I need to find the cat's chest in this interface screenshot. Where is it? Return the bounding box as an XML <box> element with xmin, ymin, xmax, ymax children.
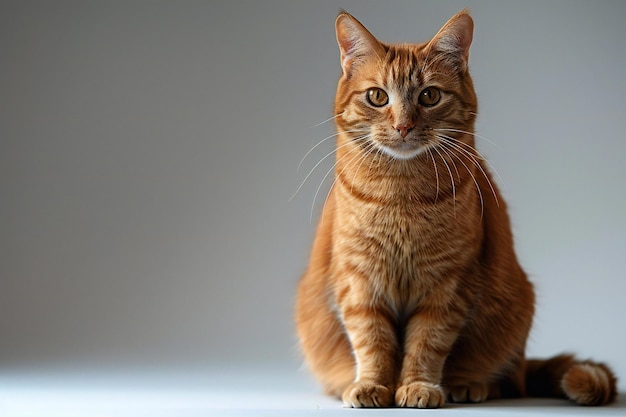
<box><xmin>342</xmin><ymin>203</ymin><xmax>475</xmax><ymax>310</ymax></box>
<box><xmin>338</xmin><ymin>200</ymin><xmax>467</xmax><ymax>271</ymax></box>
<box><xmin>331</xmin><ymin>192</ymin><xmax>482</xmax><ymax>317</ymax></box>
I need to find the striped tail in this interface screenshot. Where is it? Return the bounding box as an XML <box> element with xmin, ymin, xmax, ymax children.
<box><xmin>526</xmin><ymin>354</ymin><xmax>618</xmax><ymax>406</ymax></box>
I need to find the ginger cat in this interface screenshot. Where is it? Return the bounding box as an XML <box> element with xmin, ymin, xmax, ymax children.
<box><xmin>295</xmin><ymin>10</ymin><xmax>617</xmax><ymax>408</ymax></box>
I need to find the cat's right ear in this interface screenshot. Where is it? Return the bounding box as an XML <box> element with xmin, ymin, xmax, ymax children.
<box><xmin>426</xmin><ymin>9</ymin><xmax>474</xmax><ymax>72</ymax></box>
<box><xmin>335</xmin><ymin>12</ymin><xmax>384</xmax><ymax>77</ymax></box>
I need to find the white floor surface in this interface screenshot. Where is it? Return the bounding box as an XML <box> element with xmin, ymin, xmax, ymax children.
<box><xmin>2</xmin><ymin>367</ymin><xmax>624</xmax><ymax>417</ymax></box>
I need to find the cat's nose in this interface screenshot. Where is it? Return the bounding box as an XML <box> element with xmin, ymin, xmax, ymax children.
<box><xmin>394</xmin><ymin>123</ymin><xmax>415</xmax><ymax>138</ymax></box>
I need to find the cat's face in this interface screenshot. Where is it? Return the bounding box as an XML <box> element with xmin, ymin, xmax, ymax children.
<box><xmin>334</xmin><ymin>11</ymin><xmax>477</xmax><ymax>161</ymax></box>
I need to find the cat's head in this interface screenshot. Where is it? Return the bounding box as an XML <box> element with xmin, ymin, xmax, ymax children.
<box><xmin>334</xmin><ymin>10</ymin><xmax>477</xmax><ymax>161</ymax></box>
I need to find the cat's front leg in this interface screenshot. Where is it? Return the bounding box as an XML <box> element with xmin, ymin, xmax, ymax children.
<box><xmin>395</xmin><ymin>301</ymin><xmax>465</xmax><ymax>408</ymax></box>
<box><xmin>337</xmin><ymin>279</ymin><xmax>398</xmax><ymax>408</ymax></box>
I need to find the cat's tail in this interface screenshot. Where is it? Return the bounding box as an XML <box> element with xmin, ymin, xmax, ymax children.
<box><xmin>525</xmin><ymin>354</ymin><xmax>618</xmax><ymax>406</ymax></box>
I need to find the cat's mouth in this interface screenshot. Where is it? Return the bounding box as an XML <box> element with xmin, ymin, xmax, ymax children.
<box><xmin>379</xmin><ymin>141</ymin><xmax>426</xmax><ymax>160</ymax></box>
<box><xmin>376</xmin><ymin>136</ymin><xmax>428</xmax><ymax>160</ymax></box>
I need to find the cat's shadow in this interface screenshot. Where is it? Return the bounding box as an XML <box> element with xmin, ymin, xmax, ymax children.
<box><xmin>327</xmin><ymin>394</ymin><xmax>626</xmax><ymax>413</ymax></box>
<box><xmin>443</xmin><ymin>393</ymin><xmax>626</xmax><ymax>413</ymax></box>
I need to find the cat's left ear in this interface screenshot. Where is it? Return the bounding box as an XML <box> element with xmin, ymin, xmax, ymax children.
<box><xmin>427</xmin><ymin>9</ymin><xmax>474</xmax><ymax>71</ymax></box>
<box><xmin>335</xmin><ymin>11</ymin><xmax>385</xmax><ymax>77</ymax></box>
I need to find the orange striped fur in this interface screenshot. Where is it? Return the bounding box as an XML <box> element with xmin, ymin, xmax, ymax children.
<box><xmin>295</xmin><ymin>10</ymin><xmax>617</xmax><ymax>408</ymax></box>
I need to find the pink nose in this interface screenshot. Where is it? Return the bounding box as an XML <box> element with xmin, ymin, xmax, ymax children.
<box><xmin>394</xmin><ymin>123</ymin><xmax>415</xmax><ymax>138</ymax></box>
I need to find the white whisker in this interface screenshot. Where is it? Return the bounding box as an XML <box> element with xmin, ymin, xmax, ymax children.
<box><xmin>437</xmin><ymin>143</ymin><xmax>461</xmax><ymax>182</ymax></box>
<box><xmin>434</xmin><ymin>132</ymin><xmax>486</xmax><ymax>160</ymax></box>
<box><xmin>431</xmin><ymin>146</ymin><xmax>456</xmax><ymax>212</ymax></box>
<box><xmin>436</xmin><ymin>133</ymin><xmax>480</xmax><ymax>159</ymax></box>
<box><xmin>438</xmin><ymin>139</ymin><xmax>485</xmax><ymax>219</ymax></box>
<box><xmin>351</xmin><ymin>141</ymin><xmax>378</xmax><ymax>194</ymax></box>
<box><xmin>310</xmin><ymin>134</ymin><xmax>371</xmax><ymax>222</ymax></box>
<box><xmin>291</xmin><ymin>133</ymin><xmax>367</xmax><ymax>202</ymax></box>
<box><xmin>434</xmin><ymin>128</ymin><xmax>498</xmax><ymax>147</ymax></box>
<box><xmin>297</xmin><ymin>129</ymin><xmax>368</xmax><ymax>171</ymax></box>
<box><xmin>437</xmin><ymin>132</ymin><xmax>505</xmax><ymax>200</ymax></box>
<box><xmin>427</xmin><ymin>148</ymin><xmax>440</xmax><ymax>203</ymax></box>
<box><xmin>437</xmin><ymin>134</ymin><xmax>500</xmax><ymax>208</ymax></box>
<box><xmin>309</xmin><ymin>112</ymin><xmax>344</xmax><ymax>128</ymax></box>
<box><xmin>366</xmin><ymin>147</ymin><xmax>383</xmax><ymax>182</ymax></box>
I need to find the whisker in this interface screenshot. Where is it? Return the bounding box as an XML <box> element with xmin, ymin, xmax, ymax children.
<box><xmin>291</xmin><ymin>147</ymin><xmax>340</xmax><ymax>202</ymax></box>
<box><xmin>291</xmin><ymin>133</ymin><xmax>368</xmax><ymax>202</ymax></box>
<box><xmin>438</xmin><ymin>140</ymin><xmax>485</xmax><ymax>219</ymax></box>
<box><xmin>310</xmin><ymin>135</ymin><xmax>371</xmax><ymax>222</ymax></box>
<box><xmin>431</xmin><ymin>146</ymin><xmax>456</xmax><ymax>212</ymax></box>
<box><xmin>437</xmin><ymin>135</ymin><xmax>500</xmax><ymax>208</ymax></box>
<box><xmin>436</xmin><ymin>131</ymin><xmax>505</xmax><ymax>191</ymax></box>
<box><xmin>377</xmin><ymin>144</ymin><xmax>387</xmax><ymax>171</ymax></box>
<box><xmin>366</xmin><ymin>146</ymin><xmax>383</xmax><ymax>182</ymax></box>
<box><xmin>427</xmin><ymin>148</ymin><xmax>440</xmax><ymax>203</ymax></box>
<box><xmin>438</xmin><ymin>133</ymin><xmax>505</xmax><ymax>199</ymax></box>
<box><xmin>437</xmin><ymin>143</ymin><xmax>461</xmax><ymax>182</ymax></box>
<box><xmin>434</xmin><ymin>128</ymin><xmax>498</xmax><ymax>147</ymax></box>
<box><xmin>437</xmin><ymin>135</ymin><xmax>480</xmax><ymax>164</ymax></box>
<box><xmin>297</xmin><ymin>132</ymin><xmax>342</xmax><ymax>172</ymax></box>
<box><xmin>434</xmin><ymin>132</ymin><xmax>486</xmax><ymax>160</ymax></box>
<box><xmin>309</xmin><ymin>112</ymin><xmax>344</xmax><ymax>128</ymax></box>
<box><xmin>351</xmin><ymin>141</ymin><xmax>378</xmax><ymax>194</ymax></box>
<box><xmin>335</xmin><ymin>137</ymin><xmax>374</xmax><ymax>193</ymax></box>
<box><xmin>297</xmin><ymin>129</ymin><xmax>368</xmax><ymax>171</ymax></box>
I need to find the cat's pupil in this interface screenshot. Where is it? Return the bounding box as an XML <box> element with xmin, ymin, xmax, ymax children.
<box><xmin>419</xmin><ymin>87</ymin><xmax>441</xmax><ymax>107</ymax></box>
<box><xmin>366</xmin><ymin>88</ymin><xmax>389</xmax><ymax>107</ymax></box>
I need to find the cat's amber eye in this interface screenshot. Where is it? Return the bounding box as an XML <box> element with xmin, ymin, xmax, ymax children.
<box><xmin>418</xmin><ymin>87</ymin><xmax>441</xmax><ymax>107</ymax></box>
<box><xmin>366</xmin><ymin>88</ymin><xmax>389</xmax><ymax>107</ymax></box>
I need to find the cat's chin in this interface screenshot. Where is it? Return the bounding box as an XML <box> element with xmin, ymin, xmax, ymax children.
<box><xmin>379</xmin><ymin>144</ymin><xmax>425</xmax><ymax>161</ymax></box>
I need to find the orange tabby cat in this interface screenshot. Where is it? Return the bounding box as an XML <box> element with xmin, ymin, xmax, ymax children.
<box><xmin>295</xmin><ymin>10</ymin><xmax>617</xmax><ymax>408</ymax></box>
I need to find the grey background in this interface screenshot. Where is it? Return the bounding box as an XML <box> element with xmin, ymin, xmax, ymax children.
<box><xmin>1</xmin><ymin>0</ymin><xmax>625</xmax><ymax>391</ymax></box>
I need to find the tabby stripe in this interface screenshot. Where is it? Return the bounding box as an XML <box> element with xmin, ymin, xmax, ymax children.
<box><xmin>336</xmin><ymin>169</ymin><xmax>380</xmax><ymax>205</ymax></box>
<box><xmin>343</xmin><ymin>305</ymin><xmax>396</xmax><ymax>329</ymax></box>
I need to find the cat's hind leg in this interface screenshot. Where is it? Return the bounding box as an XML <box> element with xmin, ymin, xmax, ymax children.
<box><xmin>443</xmin><ymin>354</ymin><xmax>526</xmax><ymax>404</ymax></box>
<box><xmin>296</xmin><ymin>273</ymin><xmax>355</xmax><ymax>398</ymax></box>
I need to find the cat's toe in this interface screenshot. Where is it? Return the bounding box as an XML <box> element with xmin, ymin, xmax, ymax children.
<box><xmin>342</xmin><ymin>381</ymin><xmax>394</xmax><ymax>408</ymax></box>
<box><xmin>449</xmin><ymin>382</ymin><xmax>489</xmax><ymax>403</ymax></box>
<box><xmin>395</xmin><ymin>381</ymin><xmax>445</xmax><ymax>408</ymax></box>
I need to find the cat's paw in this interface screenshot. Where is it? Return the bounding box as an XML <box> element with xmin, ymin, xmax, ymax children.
<box><xmin>449</xmin><ymin>382</ymin><xmax>489</xmax><ymax>403</ymax></box>
<box><xmin>395</xmin><ymin>381</ymin><xmax>445</xmax><ymax>408</ymax></box>
<box><xmin>342</xmin><ymin>381</ymin><xmax>394</xmax><ymax>408</ymax></box>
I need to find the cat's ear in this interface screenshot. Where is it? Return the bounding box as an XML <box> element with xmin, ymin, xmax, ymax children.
<box><xmin>427</xmin><ymin>9</ymin><xmax>474</xmax><ymax>71</ymax></box>
<box><xmin>335</xmin><ymin>11</ymin><xmax>384</xmax><ymax>77</ymax></box>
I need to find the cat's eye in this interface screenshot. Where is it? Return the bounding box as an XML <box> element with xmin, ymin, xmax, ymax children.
<box><xmin>366</xmin><ymin>88</ymin><xmax>389</xmax><ymax>107</ymax></box>
<box><xmin>418</xmin><ymin>87</ymin><xmax>441</xmax><ymax>107</ymax></box>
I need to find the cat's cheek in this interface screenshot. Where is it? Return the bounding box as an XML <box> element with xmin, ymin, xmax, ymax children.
<box><xmin>341</xmin><ymin>108</ymin><xmax>360</xmax><ymax>124</ymax></box>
